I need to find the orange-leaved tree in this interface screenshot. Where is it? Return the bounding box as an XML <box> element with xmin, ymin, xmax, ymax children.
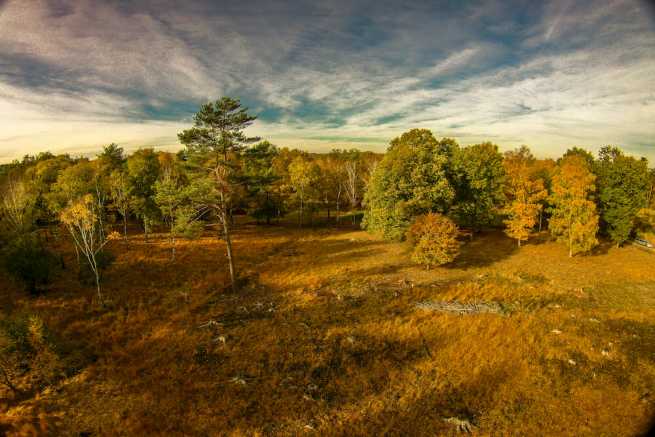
<box><xmin>407</xmin><ymin>212</ymin><xmax>460</xmax><ymax>268</ymax></box>
<box><xmin>503</xmin><ymin>146</ymin><xmax>548</xmax><ymax>247</ymax></box>
<box><xmin>549</xmin><ymin>155</ymin><xmax>599</xmax><ymax>257</ymax></box>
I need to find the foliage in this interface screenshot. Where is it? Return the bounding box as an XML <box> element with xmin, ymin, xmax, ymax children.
<box><xmin>0</xmin><ymin>177</ymin><xmax>36</xmax><ymax>235</ymax></box>
<box><xmin>407</xmin><ymin>212</ymin><xmax>460</xmax><ymax>267</ymax></box>
<box><xmin>594</xmin><ymin>146</ymin><xmax>650</xmax><ymax>246</ymax></box>
<box><xmin>559</xmin><ymin>147</ymin><xmax>595</xmax><ymax>168</ymax></box>
<box><xmin>47</xmin><ymin>160</ymin><xmax>96</xmax><ymax>214</ymax></box>
<box><xmin>154</xmin><ymin>166</ymin><xmax>205</xmax><ymax>259</ymax></box>
<box><xmin>60</xmin><ymin>194</ymin><xmax>115</xmax><ymax>299</ymax></box>
<box><xmin>363</xmin><ymin>129</ymin><xmax>454</xmax><ymax>240</ymax></box>
<box><xmin>0</xmin><ymin>313</ymin><xmax>93</xmax><ymax>398</ymax></box>
<box><xmin>288</xmin><ymin>156</ymin><xmax>321</xmax><ymax>226</ymax></box>
<box><xmin>97</xmin><ymin>143</ymin><xmax>125</xmax><ymax>173</ymax></box>
<box><xmin>127</xmin><ymin>149</ymin><xmax>161</xmax><ymax>237</ymax></box>
<box><xmin>242</xmin><ymin>141</ymin><xmax>282</xmax><ymax>224</ymax></box>
<box><xmin>503</xmin><ymin>146</ymin><xmax>548</xmax><ymax>246</ymax></box>
<box><xmin>109</xmin><ymin>169</ymin><xmax>131</xmax><ymax>238</ymax></box>
<box><xmin>450</xmin><ymin>142</ymin><xmax>506</xmax><ymax>232</ymax></box>
<box><xmin>2</xmin><ymin>234</ymin><xmax>58</xmax><ymax>294</ymax></box>
<box><xmin>549</xmin><ymin>156</ymin><xmax>599</xmax><ymax>256</ymax></box>
<box><xmin>178</xmin><ymin>97</ymin><xmax>259</xmax><ymax>292</ymax></box>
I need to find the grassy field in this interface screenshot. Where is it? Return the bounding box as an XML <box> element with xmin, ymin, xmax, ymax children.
<box><xmin>1</xmin><ymin>221</ymin><xmax>654</xmax><ymax>436</ymax></box>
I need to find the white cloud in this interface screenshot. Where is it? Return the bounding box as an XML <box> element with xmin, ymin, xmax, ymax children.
<box><xmin>0</xmin><ymin>0</ymin><xmax>653</xmax><ymax>163</ymax></box>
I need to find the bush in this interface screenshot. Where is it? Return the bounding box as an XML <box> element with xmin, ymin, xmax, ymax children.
<box><xmin>0</xmin><ymin>314</ymin><xmax>95</xmax><ymax>393</ymax></box>
<box><xmin>407</xmin><ymin>213</ymin><xmax>460</xmax><ymax>268</ymax></box>
<box><xmin>2</xmin><ymin>234</ymin><xmax>58</xmax><ymax>294</ymax></box>
<box><xmin>0</xmin><ymin>314</ymin><xmax>62</xmax><ymax>392</ymax></box>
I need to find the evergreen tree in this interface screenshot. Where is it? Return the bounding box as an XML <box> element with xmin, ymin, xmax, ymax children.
<box><xmin>595</xmin><ymin>146</ymin><xmax>650</xmax><ymax>246</ymax></box>
<box><xmin>178</xmin><ymin>97</ymin><xmax>259</xmax><ymax>292</ymax></box>
<box><xmin>242</xmin><ymin>141</ymin><xmax>281</xmax><ymax>224</ymax></box>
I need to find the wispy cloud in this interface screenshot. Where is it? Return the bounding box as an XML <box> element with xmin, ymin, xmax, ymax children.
<box><xmin>0</xmin><ymin>0</ymin><xmax>653</xmax><ymax>162</ymax></box>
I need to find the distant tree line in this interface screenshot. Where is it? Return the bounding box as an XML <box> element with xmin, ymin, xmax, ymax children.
<box><xmin>364</xmin><ymin>128</ymin><xmax>654</xmax><ymax>265</ymax></box>
<box><xmin>1</xmin><ymin>98</ymin><xmax>654</xmax><ymax>296</ymax></box>
<box><xmin>0</xmin><ymin>98</ymin><xmax>380</xmax><ymax>298</ymax></box>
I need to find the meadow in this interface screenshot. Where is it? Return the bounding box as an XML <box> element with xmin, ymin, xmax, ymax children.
<box><xmin>1</xmin><ymin>217</ymin><xmax>653</xmax><ymax>436</ymax></box>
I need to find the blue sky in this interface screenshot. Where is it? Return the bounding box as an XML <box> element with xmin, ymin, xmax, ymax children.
<box><xmin>0</xmin><ymin>0</ymin><xmax>654</xmax><ymax>162</ymax></box>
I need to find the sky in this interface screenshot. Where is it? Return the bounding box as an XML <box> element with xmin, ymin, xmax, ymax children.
<box><xmin>0</xmin><ymin>0</ymin><xmax>654</xmax><ymax>163</ymax></box>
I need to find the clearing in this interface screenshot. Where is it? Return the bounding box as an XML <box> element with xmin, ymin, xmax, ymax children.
<box><xmin>1</xmin><ymin>223</ymin><xmax>654</xmax><ymax>436</ymax></box>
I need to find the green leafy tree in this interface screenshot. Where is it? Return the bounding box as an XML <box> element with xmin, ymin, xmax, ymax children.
<box><xmin>109</xmin><ymin>169</ymin><xmax>130</xmax><ymax>239</ymax></box>
<box><xmin>242</xmin><ymin>141</ymin><xmax>281</xmax><ymax>224</ymax></box>
<box><xmin>288</xmin><ymin>156</ymin><xmax>321</xmax><ymax>227</ymax></box>
<box><xmin>178</xmin><ymin>97</ymin><xmax>259</xmax><ymax>292</ymax></box>
<box><xmin>595</xmin><ymin>146</ymin><xmax>650</xmax><ymax>246</ymax></box>
<box><xmin>363</xmin><ymin>129</ymin><xmax>454</xmax><ymax>240</ymax></box>
<box><xmin>154</xmin><ymin>168</ymin><xmax>204</xmax><ymax>260</ymax></box>
<box><xmin>126</xmin><ymin>149</ymin><xmax>161</xmax><ymax>241</ymax></box>
<box><xmin>559</xmin><ymin>147</ymin><xmax>595</xmax><ymax>168</ymax></box>
<box><xmin>451</xmin><ymin>142</ymin><xmax>505</xmax><ymax>234</ymax></box>
<box><xmin>23</xmin><ymin>154</ymin><xmax>74</xmax><ymax>224</ymax></box>
<box><xmin>0</xmin><ymin>177</ymin><xmax>36</xmax><ymax>235</ymax></box>
<box><xmin>549</xmin><ymin>156</ymin><xmax>599</xmax><ymax>257</ymax></box>
<box><xmin>47</xmin><ymin>160</ymin><xmax>96</xmax><ymax>214</ymax></box>
<box><xmin>96</xmin><ymin>143</ymin><xmax>125</xmax><ymax>174</ymax></box>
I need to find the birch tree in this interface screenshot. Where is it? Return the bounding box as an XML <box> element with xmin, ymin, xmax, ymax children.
<box><xmin>109</xmin><ymin>169</ymin><xmax>130</xmax><ymax>239</ymax></box>
<box><xmin>60</xmin><ymin>194</ymin><xmax>115</xmax><ymax>300</ymax></box>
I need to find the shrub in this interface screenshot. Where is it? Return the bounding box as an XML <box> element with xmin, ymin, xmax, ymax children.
<box><xmin>407</xmin><ymin>213</ymin><xmax>460</xmax><ymax>268</ymax></box>
<box><xmin>0</xmin><ymin>314</ymin><xmax>61</xmax><ymax>392</ymax></box>
<box><xmin>2</xmin><ymin>234</ymin><xmax>58</xmax><ymax>294</ymax></box>
<box><xmin>0</xmin><ymin>314</ymin><xmax>94</xmax><ymax>394</ymax></box>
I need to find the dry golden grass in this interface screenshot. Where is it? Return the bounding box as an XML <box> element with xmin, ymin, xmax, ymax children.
<box><xmin>1</xmin><ymin>223</ymin><xmax>654</xmax><ymax>436</ymax></box>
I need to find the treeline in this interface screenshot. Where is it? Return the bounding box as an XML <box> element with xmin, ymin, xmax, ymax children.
<box><xmin>0</xmin><ymin>98</ymin><xmax>379</xmax><ymax>298</ymax></box>
<box><xmin>0</xmin><ymin>98</ymin><xmax>654</xmax><ymax>298</ymax></box>
<box><xmin>364</xmin><ymin>129</ymin><xmax>655</xmax><ymax>264</ymax></box>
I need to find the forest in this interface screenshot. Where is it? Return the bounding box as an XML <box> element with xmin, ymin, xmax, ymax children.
<box><xmin>1</xmin><ymin>98</ymin><xmax>654</xmax><ymax>435</ymax></box>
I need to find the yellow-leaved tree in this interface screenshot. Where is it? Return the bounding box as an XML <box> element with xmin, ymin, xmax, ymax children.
<box><xmin>549</xmin><ymin>155</ymin><xmax>599</xmax><ymax>257</ymax></box>
<box><xmin>407</xmin><ymin>212</ymin><xmax>460</xmax><ymax>268</ymax></box>
<box><xmin>503</xmin><ymin>146</ymin><xmax>548</xmax><ymax>247</ymax></box>
<box><xmin>60</xmin><ymin>194</ymin><xmax>117</xmax><ymax>300</ymax></box>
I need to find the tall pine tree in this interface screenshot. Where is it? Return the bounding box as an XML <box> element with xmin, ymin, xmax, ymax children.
<box><xmin>178</xmin><ymin>97</ymin><xmax>259</xmax><ymax>292</ymax></box>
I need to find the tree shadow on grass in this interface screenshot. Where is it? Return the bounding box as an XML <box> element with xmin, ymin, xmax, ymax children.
<box><xmin>447</xmin><ymin>231</ymin><xmax>519</xmax><ymax>269</ymax></box>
